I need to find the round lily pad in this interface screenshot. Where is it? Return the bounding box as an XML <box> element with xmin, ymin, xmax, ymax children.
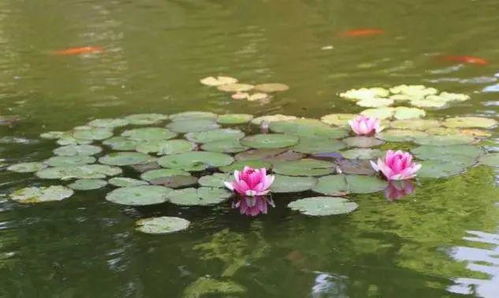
<box><xmin>124</xmin><ymin>113</ymin><xmax>168</xmax><ymax>125</ymax></box>
<box><xmin>141</xmin><ymin>169</ymin><xmax>191</xmax><ymax>182</ymax></box>
<box><xmin>53</xmin><ymin>145</ymin><xmax>102</xmax><ymax>156</ymax></box>
<box><xmin>121</xmin><ymin>128</ymin><xmax>177</xmax><ymax>141</ymax></box>
<box><xmin>219</xmin><ymin>160</ymin><xmax>271</xmax><ymax>172</ymax></box>
<box><xmin>136</xmin><ymin>140</ymin><xmax>195</xmax><ymax>155</ymax></box>
<box><xmin>341</xmin><ymin>148</ymin><xmax>383</xmax><ymax>160</ymax></box>
<box><xmin>169</xmin><ymin>111</ymin><xmax>217</xmax><ymax>121</ymax></box>
<box><xmin>135</xmin><ymin>216</ymin><xmax>190</xmax><ymax>234</ymax></box>
<box><xmin>393</xmin><ymin>107</ymin><xmax>426</xmax><ymax>120</ymax></box>
<box><xmin>478</xmin><ymin>153</ymin><xmax>499</xmax><ymax>167</ymax></box>
<box><xmin>108</xmin><ymin>177</ymin><xmax>148</xmax><ymax>187</ymax></box>
<box><xmin>443</xmin><ymin>117</ymin><xmax>497</xmax><ymax>129</ymax></box>
<box><xmin>417</xmin><ymin>160</ymin><xmax>467</xmax><ymax>178</ymax></box>
<box><xmin>343</xmin><ymin>136</ymin><xmax>384</xmax><ymax>148</ymax></box>
<box><xmin>68</xmin><ymin>179</ymin><xmax>107</xmax><ymax>190</ymax></box>
<box><xmin>235</xmin><ymin>148</ymin><xmax>304</xmax><ymax>162</ymax></box>
<box><xmin>273</xmin><ymin>159</ymin><xmax>334</xmax><ymax>176</ymax></box>
<box><xmin>390</xmin><ymin>119</ymin><xmax>440</xmax><ymax>131</ymax></box>
<box><xmin>271</xmin><ymin>175</ymin><xmax>317</xmax><ymax>193</ymax></box>
<box><xmin>36</xmin><ymin>165</ymin><xmax>122</xmax><ymax>180</ymax></box>
<box><xmin>102</xmin><ymin>137</ymin><xmax>140</xmax><ymax>151</ymax></box>
<box><xmin>158</xmin><ymin>152</ymin><xmax>234</xmax><ymax>171</ymax></box>
<box><xmin>167</xmin><ymin>187</ymin><xmax>232</xmax><ymax>206</ymax></box>
<box><xmin>361</xmin><ymin>108</ymin><xmax>395</xmax><ymax>120</ymax></box>
<box><xmin>167</xmin><ymin>119</ymin><xmax>220</xmax><ymax>133</ymax></box>
<box><xmin>320</xmin><ymin>114</ymin><xmax>356</xmax><ymax>127</ymax></box>
<box><xmin>198</xmin><ymin>173</ymin><xmax>233</xmax><ymax>188</ymax></box>
<box><xmin>201</xmin><ymin>139</ymin><xmax>248</xmax><ymax>153</ymax></box>
<box><xmin>40</xmin><ymin>131</ymin><xmax>66</xmax><ymax>139</ymax></box>
<box><xmin>312</xmin><ymin>175</ymin><xmax>348</xmax><ymax>195</ymax></box>
<box><xmin>356</xmin><ymin>97</ymin><xmax>394</xmax><ymax>108</ymax></box>
<box><xmin>106</xmin><ymin>185</ymin><xmax>171</xmax><ymax>206</ymax></box>
<box><xmin>88</xmin><ymin>118</ymin><xmax>129</xmax><ymax>128</ymax></box>
<box><xmin>292</xmin><ymin>137</ymin><xmax>346</xmax><ymax>154</ymax></box>
<box><xmin>46</xmin><ymin>155</ymin><xmax>96</xmax><ymax>167</ymax></box>
<box><xmin>377</xmin><ymin>129</ymin><xmax>428</xmax><ymax>142</ymax></box>
<box><xmin>10</xmin><ymin>186</ymin><xmax>74</xmax><ymax>204</ymax></box>
<box><xmin>413</xmin><ymin>134</ymin><xmax>475</xmax><ymax>146</ymax></box>
<box><xmin>72</xmin><ymin>127</ymin><xmax>113</xmax><ymax>141</ymax></box>
<box><xmin>217</xmin><ymin>83</ymin><xmax>254</xmax><ymax>92</ymax></box>
<box><xmin>254</xmin><ymin>83</ymin><xmax>289</xmax><ymax>93</ymax></box>
<box><xmin>250</xmin><ymin>114</ymin><xmax>297</xmax><ymax>125</ymax></box>
<box><xmin>217</xmin><ymin>114</ymin><xmax>254</xmax><ymax>124</ymax></box>
<box><xmin>340</xmin><ymin>87</ymin><xmax>390</xmax><ymax>101</ymax></box>
<box><xmin>412</xmin><ymin>145</ymin><xmax>482</xmax><ymax>165</ymax></box>
<box><xmin>288</xmin><ymin>196</ymin><xmax>358</xmax><ymax>216</ymax></box>
<box><xmin>200</xmin><ymin>76</ymin><xmax>238</xmax><ymax>86</ymax></box>
<box><xmin>57</xmin><ymin>136</ymin><xmax>92</xmax><ymax>146</ymax></box>
<box><xmin>269</xmin><ymin>119</ymin><xmax>348</xmax><ymax>138</ymax></box>
<box><xmin>7</xmin><ymin>162</ymin><xmax>46</xmax><ymax>173</ymax></box>
<box><xmin>149</xmin><ymin>175</ymin><xmax>198</xmax><ymax>188</ymax></box>
<box><xmin>241</xmin><ymin>134</ymin><xmax>299</xmax><ymax>149</ymax></box>
<box><xmin>99</xmin><ymin>152</ymin><xmax>153</xmax><ymax>166</ymax></box>
<box><xmin>313</xmin><ymin>175</ymin><xmax>387</xmax><ymax>194</ymax></box>
<box><xmin>185</xmin><ymin>129</ymin><xmax>244</xmax><ymax>143</ymax></box>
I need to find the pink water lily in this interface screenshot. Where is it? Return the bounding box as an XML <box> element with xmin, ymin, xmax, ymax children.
<box><xmin>224</xmin><ymin>167</ymin><xmax>275</xmax><ymax>196</ymax></box>
<box><xmin>370</xmin><ymin>150</ymin><xmax>421</xmax><ymax>180</ymax></box>
<box><xmin>232</xmin><ymin>196</ymin><xmax>274</xmax><ymax>217</ymax></box>
<box><xmin>348</xmin><ymin>115</ymin><xmax>383</xmax><ymax>136</ymax></box>
<box><xmin>384</xmin><ymin>180</ymin><xmax>415</xmax><ymax>201</ymax></box>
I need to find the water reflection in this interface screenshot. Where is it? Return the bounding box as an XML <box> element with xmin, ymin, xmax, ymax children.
<box><xmin>384</xmin><ymin>180</ymin><xmax>415</xmax><ymax>201</ymax></box>
<box><xmin>232</xmin><ymin>196</ymin><xmax>274</xmax><ymax>217</ymax></box>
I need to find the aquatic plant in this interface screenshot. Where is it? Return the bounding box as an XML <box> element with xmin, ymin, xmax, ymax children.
<box><xmin>232</xmin><ymin>196</ymin><xmax>274</xmax><ymax>217</ymax></box>
<box><xmin>371</xmin><ymin>150</ymin><xmax>421</xmax><ymax>180</ymax></box>
<box><xmin>348</xmin><ymin>115</ymin><xmax>382</xmax><ymax>136</ymax></box>
<box><xmin>224</xmin><ymin>167</ymin><xmax>275</xmax><ymax>196</ymax></box>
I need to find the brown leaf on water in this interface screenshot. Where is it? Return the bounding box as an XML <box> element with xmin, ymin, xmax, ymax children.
<box><xmin>336</xmin><ymin>159</ymin><xmax>376</xmax><ymax>175</ymax></box>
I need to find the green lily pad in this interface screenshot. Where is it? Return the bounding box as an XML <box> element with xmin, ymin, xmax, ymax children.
<box><xmin>57</xmin><ymin>136</ymin><xmax>93</xmax><ymax>146</ymax></box>
<box><xmin>141</xmin><ymin>169</ymin><xmax>191</xmax><ymax>182</ymax></box>
<box><xmin>169</xmin><ymin>111</ymin><xmax>217</xmax><ymax>121</ymax></box>
<box><xmin>72</xmin><ymin>127</ymin><xmax>113</xmax><ymax>141</ymax></box>
<box><xmin>46</xmin><ymin>155</ymin><xmax>96</xmax><ymax>167</ymax></box>
<box><xmin>250</xmin><ymin>114</ymin><xmax>297</xmax><ymax>125</ymax></box>
<box><xmin>68</xmin><ymin>179</ymin><xmax>107</xmax><ymax>190</ymax></box>
<box><xmin>106</xmin><ymin>185</ymin><xmax>171</xmax><ymax>206</ymax></box>
<box><xmin>288</xmin><ymin>196</ymin><xmax>358</xmax><ymax>216</ymax></box>
<box><xmin>10</xmin><ymin>186</ymin><xmax>74</xmax><ymax>203</ymax></box>
<box><xmin>269</xmin><ymin>119</ymin><xmax>348</xmax><ymax>138</ymax></box>
<box><xmin>390</xmin><ymin>119</ymin><xmax>440</xmax><ymax>131</ymax></box>
<box><xmin>377</xmin><ymin>129</ymin><xmax>428</xmax><ymax>142</ymax></box>
<box><xmin>124</xmin><ymin>113</ymin><xmax>168</xmax><ymax>125</ymax></box>
<box><xmin>413</xmin><ymin>134</ymin><xmax>475</xmax><ymax>146</ymax></box>
<box><xmin>158</xmin><ymin>152</ymin><xmax>234</xmax><ymax>171</ymax></box>
<box><xmin>312</xmin><ymin>175</ymin><xmax>387</xmax><ymax>195</ymax></box>
<box><xmin>393</xmin><ymin>107</ymin><xmax>426</xmax><ymax>120</ymax></box>
<box><xmin>40</xmin><ymin>131</ymin><xmax>65</xmax><ymax>139</ymax></box>
<box><xmin>217</xmin><ymin>83</ymin><xmax>254</xmax><ymax>92</ymax></box>
<box><xmin>217</xmin><ymin>114</ymin><xmax>254</xmax><ymax>124</ymax></box>
<box><xmin>198</xmin><ymin>173</ymin><xmax>233</xmax><ymax>188</ymax></box>
<box><xmin>241</xmin><ymin>134</ymin><xmax>299</xmax><ymax>149</ymax></box>
<box><xmin>185</xmin><ymin>129</ymin><xmax>244</xmax><ymax>143</ymax></box>
<box><xmin>7</xmin><ymin>162</ymin><xmax>46</xmax><ymax>173</ymax></box>
<box><xmin>340</xmin><ymin>87</ymin><xmax>390</xmax><ymax>101</ymax></box>
<box><xmin>311</xmin><ymin>175</ymin><xmax>348</xmax><ymax>195</ymax></box>
<box><xmin>443</xmin><ymin>117</ymin><xmax>497</xmax><ymax>129</ymax></box>
<box><xmin>88</xmin><ymin>118</ymin><xmax>129</xmax><ymax>128</ymax></box>
<box><xmin>478</xmin><ymin>153</ymin><xmax>499</xmax><ymax>167</ymax></box>
<box><xmin>417</xmin><ymin>160</ymin><xmax>467</xmax><ymax>178</ymax></box>
<box><xmin>411</xmin><ymin>98</ymin><xmax>448</xmax><ymax>109</ymax></box>
<box><xmin>102</xmin><ymin>137</ymin><xmax>140</xmax><ymax>151</ymax></box>
<box><xmin>412</xmin><ymin>145</ymin><xmax>482</xmax><ymax>165</ymax></box>
<box><xmin>36</xmin><ymin>165</ymin><xmax>122</xmax><ymax>180</ymax></box>
<box><xmin>273</xmin><ymin>159</ymin><xmax>334</xmax><ymax>176</ymax></box>
<box><xmin>135</xmin><ymin>216</ymin><xmax>190</xmax><ymax>234</ymax></box>
<box><xmin>53</xmin><ymin>144</ymin><xmax>102</xmax><ymax>156</ymax></box>
<box><xmin>271</xmin><ymin>175</ymin><xmax>317</xmax><ymax>193</ymax></box>
<box><xmin>341</xmin><ymin>148</ymin><xmax>383</xmax><ymax>159</ymax></box>
<box><xmin>361</xmin><ymin>108</ymin><xmax>395</xmax><ymax>120</ymax></box>
<box><xmin>201</xmin><ymin>139</ymin><xmax>248</xmax><ymax>153</ymax></box>
<box><xmin>292</xmin><ymin>137</ymin><xmax>346</xmax><ymax>154</ymax></box>
<box><xmin>356</xmin><ymin>97</ymin><xmax>394</xmax><ymax>108</ymax></box>
<box><xmin>219</xmin><ymin>160</ymin><xmax>271</xmax><ymax>172</ymax></box>
<box><xmin>167</xmin><ymin>187</ymin><xmax>232</xmax><ymax>206</ymax></box>
<box><xmin>254</xmin><ymin>83</ymin><xmax>289</xmax><ymax>93</ymax></box>
<box><xmin>108</xmin><ymin>177</ymin><xmax>148</xmax><ymax>187</ymax></box>
<box><xmin>121</xmin><ymin>127</ymin><xmax>177</xmax><ymax>141</ymax></box>
<box><xmin>167</xmin><ymin>119</ymin><xmax>220</xmax><ymax>133</ymax></box>
<box><xmin>149</xmin><ymin>175</ymin><xmax>198</xmax><ymax>188</ymax></box>
<box><xmin>235</xmin><ymin>148</ymin><xmax>304</xmax><ymax>162</ymax></box>
<box><xmin>136</xmin><ymin>139</ymin><xmax>195</xmax><ymax>155</ymax></box>
<box><xmin>320</xmin><ymin>114</ymin><xmax>356</xmax><ymax>127</ymax></box>
<box><xmin>343</xmin><ymin>137</ymin><xmax>384</xmax><ymax>148</ymax></box>
<box><xmin>99</xmin><ymin>152</ymin><xmax>154</xmax><ymax>166</ymax></box>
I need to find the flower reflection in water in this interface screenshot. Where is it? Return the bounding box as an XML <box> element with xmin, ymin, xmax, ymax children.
<box><xmin>384</xmin><ymin>180</ymin><xmax>415</xmax><ymax>201</ymax></box>
<box><xmin>232</xmin><ymin>196</ymin><xmax>275</xmax><ymax>217</ymax></box>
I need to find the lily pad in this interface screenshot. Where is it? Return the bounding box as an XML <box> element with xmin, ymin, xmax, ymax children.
<box><xmin>241</xmin><ymin>134</ymin><xmax>299</xmax><ymax>149</ymax></box>
<box><xmin>158</xmin><ymin>152</ymin><xmax>234</xmax><ymax>171</ymax></box>
<box><xmin>413</xmin><ymin>134</ymin><xmax>475</xmax><ymax>146</ymax></box>
<box><xmin>217</xmin><ymin>114</ymin><xmax>254</xmax><ymax>124</ymax></box>
<box><xmin>10</xmin><ymin>186</ymin><xmax>74</xmax><ymax>203</ymax></box>
<box><xmin>185</xmin><ymin>129</ymin><xmax>244</xmax><ymax>143</ymax></box>
<box><xmin>311</xmin><ymin>175</ymin><xmax>348</xmax><ymax>195</ymax></box>
<box><xmin>250</xmin><ymin>114</ymin><xmax>297</xmax><ymax>125</ymax></box>
<box><xmin>288</xmin><ymin>196</ymin><xmax>358</xmax><ymax>216</ymax></box>
<box><xmin>390</xmin><ymin>119</ymin><xmax>440</xmax><ymax>131</ymax></box>
<box><xmin>135</xmin><ymin>216</ymin><xmax>190</xmax><ymax>234</ymax></box>
<box><xmin>235</xmin><ymin>148</ymin><xmax>304</xmax><ymax>162</ymax></box>
<box><xmin>167</xmin><ymin>119</ymin><xmax>220</xmax><ymax>133</ymax></box>
<box><xmin>393</xmin><ymin>107</ymin><xmax>426</xmax><ymax>120</ymax></box>
<box><xmin>106</xmin><ymin>185</ymin><xmax>171</xmax><ymax>206</ymax></box>
<box><xmin>102</xmin><ymin>137</ymin><xmax>140</xmax><ymax>151</ymax></box>
<box><xmin>356</xmin><ymin>97</ymin><xmax>394</xmax><ymax>108</ymax></box>
<box><xmin>57</xmin><ymin>136</ymin><xmax>93</xmax><ymax>146</ymax></box>
<box><xmin>167</xmin><ymin>187</ymin><xmax>232</xmax><ymax>206</ymax></box>
<box><xmin>99</xmin><ymin>152</ymin><xmax>154</xmax><ymax>166</ymax></box>
<box><xmin>46</xmin><ymin>155</ymin><xmax>96</xmax><ymax>167</ymax></box>
<box><xmin>108</xmin><ymin>177</ymin><xmax>148</xmax><ymax>187</ymax></box>
<box><xmin>136</xmin><ymin>139</ymin><xmax>195</xmax><ymax>155</ymax></box>
<box><xmin>313</xmin><ymin>175</ymin><xmax>387</xmax><ymax>195</ymax></box>
<box><xmin>40</xmin><ymin>131</ymin><xmax>65</xmax><ymax>139</ymax></box>
<box><xmin>361</xmin><ymin>108</ymin><xmax>395</xmax><ymax>120</ymax></box>
<box><xmin>219</xmin><ymin>160</ymin><xmax>271</xmax><ymax>172</ymax></box>
<box><xmin>88</xmin><ymin>118</ymin><xmax>129</xmax><ymax>128</ymax></box>
<box><xmin>292</xmin><ymin>137</ymin><xmax>346</xmax><ymax>154</ymax></box>
<box><xmin>198</xmin><ymin>173</ymin><xmax>232</xmax><ymax>188</ymax></box>
<box><xmin>320</xmin><ymin>114</ymin><xmax>356</xmax><ymax>127</ymax></box>
<box><xmin>343</xmin><ymin>136</ymin><xmax>384</xmax><ymax>148</ymax></box>
<box><xmin>68</xmin><ymin>179</ymin><xmax>107</xmax><ymax>190</ymax></box>
<box><xmin>340</xmin><ymin>87</ymin><xmax>390</xmax><ymax>101</ymax></box>
<box><xmin>273</xmin><ymin>159</ymin><xmax>334</xmax><ymax>176</ymax></box>
<box><xmin>36</xmin><ymin>165</ymin><xmax>122</xmax><ymax>180</ymax></box>
<box><xmin>201</xmin><ymin>139</ymin><xmax>248</xmax><ymax>153</ymax></box>
<box><xmin>149</xmin><ymin>175</ymin><xmax>198</xmax><ymax>188</ymax></box>
<box><xmin>217</xmin><ymin>83</ymin><xmax>254</xmax><ymax>92</ymax></box>
<box><xmin>124</xmin><ymin>113</ymin><xmax>168</xmax><ymax>125</ymax></box>
<box><xmin>417</xmin><ymin>160</ymin><xmax>467</xmax><ymax>178</ymax></box>
<box><xmin>72</xmin><ymin>127</ymin><xmax>113</xmax><ymax>141</ymax></box>
<box><xmin>141</xmin><ymin>169</ymin><xmax>191</xmax><ymax>182</ymax></box>
<box><xmin>412</xmin><ymin>145</ymin><xmax>482</xmax><ymax>165</ymax></box>
<box><xmin>169</xmin><ymin>111</ymin><xmax>217</xmax><ymax>121</ymax></box>
<box><xmin>478</xmin><ymin>153</ymin><xmax>499</xmax><ymax>167</ymax></box>
<box><xmin>443</xmin><ymin>117</ymin><xmax>497</xmax><ymax>129</ymax></box>
<box><xmin>341</xmin><ymin>148</ymin><xmax>383</xmax><ymax>159</ymax></box>
<box><xmin>377</xmin><ymin>129</ymin><xmax>428</xmax><ymax>142</ymax></box>
<box><xmin>269</xmin><ymin>119</ymin><xmax>348</xmax><ymax>138</ymax></box>
<box><xmin>253</xmin><ymin>83</ymin><xmax>289</xmax><ymax>93</ymax></box>
<box><xmin>121</xmin><ymin>127</ymin><xmax>177</xmax><ymax>141</ymax></box>
<box><xmin>270</xmin><ymin>175</ymin><xmax>317</xmax><ymax>193</ymax></box>
<box><xmin>53</xmin><ymin>144</ymin><xmax>102</xmax><ymax>156</ymax></box>
<box><xmin>200</xmin><ymin>76</ymin><xmax>238</xmax><ymax>86</ymax></box>
<box><xmin>7</xmin><ymin>162</ymin><xmax>46</xmax><ymax>173</ymax></box>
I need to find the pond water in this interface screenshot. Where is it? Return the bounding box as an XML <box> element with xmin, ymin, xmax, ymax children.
<box><xmin>0</xmin><ymin>0</ymin><xmax>498</xmax><ymax>297</ymax></box>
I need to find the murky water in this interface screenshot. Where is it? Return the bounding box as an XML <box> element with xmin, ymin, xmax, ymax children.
<box><xmin>0</xmin><ymin>0</ymin><xmax>498</xmax><ymax>296</ymax></box>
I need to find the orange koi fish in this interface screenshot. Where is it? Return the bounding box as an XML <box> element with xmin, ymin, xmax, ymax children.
<box><xmin>439</xmin><ymin>55</ymin><xmax>488</xmax><ymax>65</ymax></box>
<box><xmin>339</xmin><ymin>28</ymin><xmax>385</xmax><ymax>37</ymax></box>
<box><xmin>54</xmin><ymin>46</ymin><xmax>103</xmax><ymax>56</ymax></box>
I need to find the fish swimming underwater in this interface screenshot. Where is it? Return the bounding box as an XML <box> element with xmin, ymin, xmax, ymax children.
<box><xmin>439</xmin><ymin>55</ymin><xmax>488</xmax><ymax>65</ymax></box>
<box><xmin>53</xmin><ymin>46</ymin><xmax>103</xmax><ymax>56</ymax></box>
<box><xmin>339</xmin><ymin>28</ymin><xmax>385</xmax><ymax>37</ymax></box>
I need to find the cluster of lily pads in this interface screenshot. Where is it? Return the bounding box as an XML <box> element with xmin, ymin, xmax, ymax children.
<box><xmin>339</xmin><ymin>85</ymin><xmax>471</xmax><ymax>119</ymax></box>
<box><xmin>6</xmin><ymin>111</ymin><xmax>498</xmax><ymax>234</ymax></box>
<box><xmin>200</xmin><ymin>76</ymin><xmax>289</xmax><ymax>103</ymax></box>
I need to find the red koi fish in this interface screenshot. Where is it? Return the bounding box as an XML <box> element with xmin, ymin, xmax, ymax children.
<box><xmin>339</xmin><ymin>28</ymin><xmax>385</xmax><ymax>37</ymax></box>
<box><xmin>439</xmin><ymin>55</ymin><xmax>488</xmax><ymax>65</ymax></box>
<box><xmin>54</xmin><ymin>46</ymin><xmax>103</xmax><ymax>56</ymax></box>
